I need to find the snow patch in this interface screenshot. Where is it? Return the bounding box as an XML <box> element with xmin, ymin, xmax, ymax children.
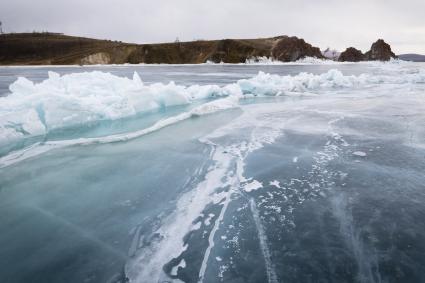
<box><xmin>244</xmin><ymin>180</ymin><xmax>263</xmax><ymax>192</ymax></box>
<box><xmin>352</xmin><ymin>151</ymin><xmax>367</xmax><ymax>157</ymax></box>
<box><xmin>170</xmin><ymin>259</ymin><xmax>186</xmax><ymax>276</ymax></box>
<box><xmin>269</xmin><ymin>180</ymin><xmax>281</xmax><ymax>189</ymax></box>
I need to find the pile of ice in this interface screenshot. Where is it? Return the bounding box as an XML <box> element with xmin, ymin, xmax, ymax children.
<box><xmin>293</xmin><ymin>57</ymin><xmax>340</xmax><ymax>64</ymax></box>
<box><xmin>204</xmin><ymin>60</ymin><xmax>225</xmax><ymax>65</ymax></box>
<box><xmin>245</xmin><ymin>57</ymin><xmax>284</xmax><ymax>65</ymax></box>
<box><xmin>0</xmin><ymin>71</ymin><xmax>238</xmax><ymax>145</ymax></box>
<box><xmin>2</xmin><ymin>67</ymin><xmax>425</xmax><ymax>146</ymax></box>
<box><xmin>245</xmin><ymin>56</ymin><xmax>339</xmax><ymax>65</ymax></box>
<box><xmin>238</xmin><ymin>70</ymin><xmax>359</xmax><ymax>95</ymax></box>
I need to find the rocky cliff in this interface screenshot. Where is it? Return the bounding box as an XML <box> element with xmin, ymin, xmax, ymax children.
<box><xmin>0</xmin><ymin>33</ymin><xmax>324</xmax><ymax>65</ymax></box>
<box><xmin>338</xmin><ymin>47</ymin><xmax>364</xmax><ymax>62</ymax></box>
<box><xmin>364</xmin><ymin>39</ymin><xmax>396</xmax><ymax>61</ymax></box>
<box><xmin>271</xmin><ymin>36</ymin><xmax>323</xmax><ymax>62</ymax></box>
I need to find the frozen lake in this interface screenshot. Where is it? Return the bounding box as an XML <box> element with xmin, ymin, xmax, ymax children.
<box><xmin>1</xmin><ymin>61</ymin><xmax>425</xmax><ymax>283</ymax></box>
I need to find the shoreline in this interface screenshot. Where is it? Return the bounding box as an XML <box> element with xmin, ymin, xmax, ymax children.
<box><xmin>0</xmin><ymin>60</ymin><xmax>404</xmax><ymax>68</ymax></box>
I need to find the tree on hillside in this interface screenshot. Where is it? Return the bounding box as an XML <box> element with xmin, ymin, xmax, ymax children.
<box><xmin>0</xmin><ymin>21</ymin><xmax>3</xmax><ymax>34</ymax></box>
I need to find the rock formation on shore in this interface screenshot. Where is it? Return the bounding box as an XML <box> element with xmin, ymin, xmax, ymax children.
<box><xmin>364</xmin><ymin>39</ymin><xmax>396</xmax><ymax>61</ymax></box>
<box><xmin>271</xmin><ymin>36</ymin><xmax>323</xmax><ymax>62</ymax></box>
<box><xmin>338</xmin><ymin>47</ymin><xmax>364</xmax><ymax>62</ymax></box>
<box><xmin>0</xmin><ymin>33</ymin><xmax>398</xmax><ymax>65</ymax></box>
<box><xmin>0</xmin><ymin>33</ymin><xmax>324</xmax><ymax>65</ymax></box>
<box><xmin>339</xmin><ymin>39</ymin><xmax>396</xmax><ymax>62</ymax></box>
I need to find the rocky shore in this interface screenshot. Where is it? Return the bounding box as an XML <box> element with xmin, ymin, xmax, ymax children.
<box><xmin>0</xmin><ymin>33</ymin><xmax>396</xmax><ymax>65</ymax></box>
<box><xmin>339</xmin><ymin>39</ymin><xmax>396</xmax><ymax>62</ymax></box>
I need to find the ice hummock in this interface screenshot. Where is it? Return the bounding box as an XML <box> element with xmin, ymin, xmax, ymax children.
<box><xmin>2</xmin><ymin>65</ymin><xmax>425</xmax><ymax>151</ymax></box>
<box><xmin>245</xmin><ymin>56</ymin><xmax>342</xmax><ymax>65</ymax></box>
<box><xmin>0</xmin><ymin>71</ymin><xmax>236</xmax><ymax>147</ymax></box>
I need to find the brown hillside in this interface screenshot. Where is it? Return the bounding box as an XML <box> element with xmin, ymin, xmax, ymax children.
<box><xmin>0</xmin><ymin>33</ymin><xmax>323</xmax><ymax>65</ymax></box>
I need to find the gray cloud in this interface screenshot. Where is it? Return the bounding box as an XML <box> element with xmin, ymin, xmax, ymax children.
<box><xmin>2</xmin><ymin>0</ymin><xmax>425</xmax><ymax>54</ymax></box>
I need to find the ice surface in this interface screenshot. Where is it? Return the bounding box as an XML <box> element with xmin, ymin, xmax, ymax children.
<box><xmin>2</xmin><ymin>61</ymin><xmax>425</xmax><ymax>283</ymax></box>
<box><xmin>126</xmin><ymin>101</ymin><xmax>290</xmax><ymax>282</ymax></box>
<box><xmin>123</xmin><ymin>60</ymin><xmax>425</xmax><ymax>281</ymax></box>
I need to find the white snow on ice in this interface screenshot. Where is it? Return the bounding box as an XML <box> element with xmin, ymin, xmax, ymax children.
<box><xmin>269</xmin><ymin>180</ymin><xmax>281</xmax><ymax>189</ymax></box>
<box><xmin>244</xmin><ymin>180</ymin><xmax>264</xmax><ymax>192</ymax></box>
<box><xmin>352</xmin><ymin>151</ymin><xmax>367</xmax><ymax>157</ymax></box>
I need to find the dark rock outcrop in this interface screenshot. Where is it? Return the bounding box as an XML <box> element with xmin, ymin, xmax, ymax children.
<box><xmin>271</xmin><ymin>36</ymin><xmax>324</xmax><ymax>62</ymax></box>
<box><xmin>338</xmin><ymin>39</ymin><xmax>396</xmax><ymax>62</ymax></box>
<box><xmin>338</xmin><ymin>47</ymin><xmax>364</xmax><ymax>62</ymax></box>
<box><xmin>206</xmin><ymin>39</ymin><xmax>270</xmax><ymax>63</ymax></box>
<box><xmin>364</xmin><ymin>39</ymin><xmax>396</xmax><ymax>61</ymax></box>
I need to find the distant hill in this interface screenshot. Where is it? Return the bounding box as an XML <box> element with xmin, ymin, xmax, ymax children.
<box><xmin>398</xmin><ymin>54</ymin><xmax>425</xmax><ymax>62</ymax></box>
<box><xmin>0</xmin><ymin>32</ymin><xmax>323</xmax><ymax>65</ymax></box>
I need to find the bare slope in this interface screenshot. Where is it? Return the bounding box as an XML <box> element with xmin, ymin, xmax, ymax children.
<box><xmin>0</xmin><ymin>33</ymin><xmax>323</xmax><ymax>65</ymax></box>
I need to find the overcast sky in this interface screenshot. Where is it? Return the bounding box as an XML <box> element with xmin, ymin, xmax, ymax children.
<box><xmin>2</xmin><ymin>0</ymin><xmax>425</xmax><ymax>54</ymax></box>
